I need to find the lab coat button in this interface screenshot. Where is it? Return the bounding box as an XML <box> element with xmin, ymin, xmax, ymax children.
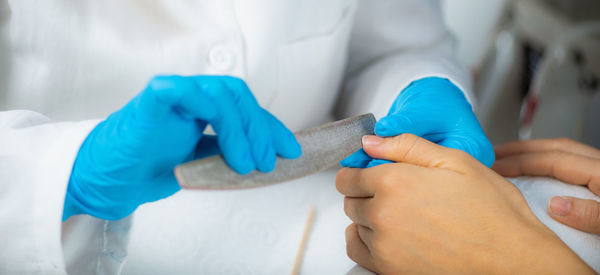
<box><xmin>208</xmin><ymin>46</ymin><xmax>235</xmax><ymax>72</ymax></box>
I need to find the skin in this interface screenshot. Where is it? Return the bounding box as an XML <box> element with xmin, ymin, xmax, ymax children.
<box><xmin>336</xmin><ymin>134</ymin><xmax>594</xmax><ymax>274</ymax></box>
<box><xmin>492</xmin><ymin>138</ymin><xmax>600</xmax><ymax>235</ymax></box>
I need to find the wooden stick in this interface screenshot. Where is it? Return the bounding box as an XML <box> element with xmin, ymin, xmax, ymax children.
<box><xmin>291</xmin><ymin>206</ymin><xmax>317</xmax><ymax>275</ymax></box>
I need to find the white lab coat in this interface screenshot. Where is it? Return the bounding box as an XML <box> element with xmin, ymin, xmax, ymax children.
<box><xmin>0</xmin><ymin>0</ymin><xmax>598</xmax><ymax>274</ymax></box>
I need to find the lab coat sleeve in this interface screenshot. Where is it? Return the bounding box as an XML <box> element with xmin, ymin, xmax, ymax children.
<box><xmin>336</xmin><ymin>0</ymin><xmax>474</xmax><ymax>120</ymax></box>
<box><xmin>0</xmin><ymin>110</ymin><xmax>131</xmax><ymax>274</ymax></box>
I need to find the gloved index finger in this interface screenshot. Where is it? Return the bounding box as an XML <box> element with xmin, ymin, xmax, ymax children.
<box><xmin>221</xmin><ymin>76</ymin><xmax>301</xmax><ymax>162</ymax></box>
<box><xmin>194</xmin><ymin>76</ymin><xmax>256</xmax><ymax>174</ymax></box>
<box><xmin>262</xmin><ymin>108</ymin><xmax>302</xmax><ymax>159</ymax></box>
<box><xmin>136</xmin><ymin>76</ymin><xmax>218</xmax><ymax>122</ymax></box>
<box><xmin>219</xmin><ymin>76</ymin><xmax>278</xmax><ymax>172</ymax></box>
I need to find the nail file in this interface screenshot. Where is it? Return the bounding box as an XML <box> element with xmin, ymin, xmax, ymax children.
<box><xmin>175</xmin><ymin>113</ymin><xmax>376</xmax><ymax>189</ymax></box>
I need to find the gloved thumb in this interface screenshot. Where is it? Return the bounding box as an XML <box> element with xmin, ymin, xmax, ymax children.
<box><xmin>375</xmin><ymin>112</ymin><xmax>429</xmax><ymax>137</ymax></box>
<box><xmin>548</xmin><ymin>196</ymin><xmax>600</xmax><ymax>234</ymax></box>
<box><xmin>361</xmin><ymin>134</ymin><xmax>454</xmax><ymax>169</ymax></box>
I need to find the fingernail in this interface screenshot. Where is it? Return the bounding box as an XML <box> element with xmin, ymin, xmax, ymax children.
<box><xmin>362</xmin><ymin>135</ymin><xmax>384</xmax><ymax>148</ymax></box>
<box><xmin>549</xmin><ymin>196</ymin><xmax>571</xmax><ymax>217</ymax></box>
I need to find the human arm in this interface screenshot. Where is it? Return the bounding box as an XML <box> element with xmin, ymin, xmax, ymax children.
<box><xmin>493</xmin><ymin>138</ymin><xmax>600</xmax><ymax>234</ymax></box>
<box><xmin>337</xmin><ymin>0</ymin><xmax>493</xmax><ymax>168</ymax></box>
<box><xmin>336</xmin><ymin>134</ymin><xmax>594</xmax><ymax>274</ymax></box>
<box><xmin>64</xmin><ymin>75</ymin><xmax>301</xmax><ymax>221</ymax></box>
<box><xmin>0</xmin><ymin>75</ymin><xmax>300</xmax><ymax>273</ymax></box>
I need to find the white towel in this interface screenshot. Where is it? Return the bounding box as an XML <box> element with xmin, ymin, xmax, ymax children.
<box><xmin>509</xmin><ymin>176</ymin><xmax>600</xmax><ymax>272</ymax></box>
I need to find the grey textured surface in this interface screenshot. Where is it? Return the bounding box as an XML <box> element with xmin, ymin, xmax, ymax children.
<box><xmin>175</xmin><ymin>113</ymin><xmax>375</xmax><ymax>189</ymax></box>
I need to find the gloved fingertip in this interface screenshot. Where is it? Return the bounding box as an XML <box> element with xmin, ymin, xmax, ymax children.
<box><xmin>339</xmin><ymin>158</ymin><xmax>354</xmax><ymax>167</ymax></box>
<box><xmin>148</xmin><ymin>75</ymin><xmax>177</xmax><ymax>91</ymax></box>
<box><xmin>366</xmin><ymin>159</ymin><xmax>394</xmax><ymax>168</ymax></box>
<box><xmin>374</xmin><ymin>116</ymin><xmax>404</xmax><ymax>137</ymax></box>
<box><xmin>232</xmin><ymin>160</ymin><xmax>255</xmax><ymax>175</ymax></box>
<box><xmin>279</xmin><ymin>137</ymin><xmax>302</xmax><ymax>159</ymax></box>
<box><xmin>339</xmin><ymin>158</ymin><xmax>365</xmax><ymax>168</ymax></box>
<box><xmin>257</xmin><ymin>161</ymin><xmax>275</xmax><ymax>173</ymax></box>
<box><xmin>374</xmin><ymin>113</ymin><xmax>421</xmax><ymax>137</ymax></box>
<box><xmin>374</xmin><ymin>122</ymin><xmax>388</xmax><ymax>136</ymax></box>
<box><xmin>340</xmin><ymin>149</ymin><xmax>372</xmax><ymax>168</ymax></box>
<box><xmin>227</xmin><ymin>147</ymin><xmax>256</xmax><ymax>175</ymax></box>
<box><xmin>256</xmin><ymin>149</ymin><xmax>277</xmax><ymax>173</ymax></box>
<box><xmin>289</xmin><ymin>141</ymin><xmax>302</xmax><ymax>159</ymax></box>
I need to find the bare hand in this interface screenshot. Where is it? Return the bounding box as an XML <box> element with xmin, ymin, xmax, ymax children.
<box><xmin>493</xmin><ymin>138</ymin><xmax>600</xmax><ymax>235</ymax></box>
<box><xmin>336</xmin><ymin>134</ymin><xmax>593</xmax><ymax>274</ymax></box>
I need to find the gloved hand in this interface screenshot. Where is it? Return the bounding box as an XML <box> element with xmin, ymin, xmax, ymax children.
<box><xmin>63</xmin><ymin>75</ymin><xmax>301</xmax><ymax>221</ymax></box>
<box><xmin>341</xmin><ymin>76</ymin><xmax>494</xmax><ymax>168</ymax></box>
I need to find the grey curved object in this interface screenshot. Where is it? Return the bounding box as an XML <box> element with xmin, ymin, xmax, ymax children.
<box><xmin>175</xmin><ymin>113</ymin><xmax>376</xmax><ymax>189</ymax></box>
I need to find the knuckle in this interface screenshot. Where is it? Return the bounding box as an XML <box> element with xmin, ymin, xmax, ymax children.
<box><xmin>589</xmin><ymin>182</ymin><xmax>600</xmax><ymax>197</ymax></box>
<box><xmin>389</xmin><ymin>134</ymin><xmax>421</xmax><ymax>161</ymax></box>
<box><xmin>450</xmin><ymin>147</ymin><xmax>472</xmax><ymax>160</ymax></box>
<box><xmin>375</xmin><ymin>170</ymin><xmax>399</xmax><ymax>192</ymax></box>
<box><xmin>345</xmin><ymin>225</ymin><xmax>357</xmax><ymax>258</ymax></box>
<box><xmin>366</xmin><ymin>205</ymin><xmax>381</xmax><ymax>225</ymax></box>
<box><xmin>445</xmin><ymin>148</ymin><xmax>478</xmax><ymax>169</ymax></box>
<box><xmin>343</xmin><ymin>197</ymin><xmax>351</xmax><ymax>216</ymax></box>
<box><xmin>547</xmin><ymin>150</ymin><xmax>567</xmax><ymax>160</ymax></box>
<box><xmin>594</xmin><ymin>205</ymin><xmax>600</xmax><ymax>233</ymax></box>
<box><xmin>335</xmin><ymin>169</ymin><xmax>350</xmax><ymax>193</ymax></box>
<box><xmin>394</xmin><ymin>133</ymin><xmax>419</xmax><ymax>148</ymax></box>
<box><xmin>223</xmin><ymin>76</ymin><xmax>249</xmax><ymax>92</ymax></box>
<box><xmin>346</xmin><ymin>244</ymin><xmax>357</xmax><ymax>262</ymax></box>
<box><xmin>555</xmin><ymin>137</ymin><xmax>575</xmax><ymax>148</ymax></box>
<box><xmin>367</xmin><ymin>204</ymin><xmax>388</xmax><ymax>228</ymax></box>
<box><xmin>197</xmin><ymin>78</ymin><xmax>223</xmax><ymax>96</ymax></box>
<box><xmin>147</xmin><ymin>75</ymin><xmax>174</xmax><ymax>90</ymax></box>
<box><xmin>584</xmin><ymin>203</ymin><xmax>600</xmax><ymax>230</ymax></box>
<box><xmin>345</xmin><ymin>224</ymin><xmax>354</xmax><ymax>236</ymax></box>
<box><xmin>370</xmin><ymin>234</ymin><xmax>388</xmax><ymax>256</ymax></box>
<box><xmin>574</xmin><ymin>201</ymin><xmax>600</xmax><ymax>231</ymax></box>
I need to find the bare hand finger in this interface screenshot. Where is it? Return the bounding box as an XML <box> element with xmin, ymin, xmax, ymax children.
<box><xmin>344</xmin><ymin>197</ymin><xmax>375</xmax><ymax>228</ymax></box>
<box><xmin>491</xmin><ymin>151</ymin><xmax>600</xmax><ymax>188</ymax></box>
<box><xmin>548</xmin><ymin>196</ymin><xmax>600</xmax><ymax>235</ymax></box>
<box><xmin>346</xmin><ymin>223</ymin><xmax>378</xmax><ymax>273</ymax></box>
<box><xmin>494</xmin><ymin>138</ymin><xmax>600</xmax><ymax>160</ymax></box>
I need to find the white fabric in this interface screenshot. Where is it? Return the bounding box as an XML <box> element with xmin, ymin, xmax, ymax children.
<box><xmin>509</xmin><ymin>177</ymin><xmax>600</xmax><ymax>272</ymax></box>
<box><xmin>122</xmin><ymin>168</ymin><xmax>352</xmax><ymax>275</ymax></box>
<box><xmin>0</xmin><ymin>111</ymin><xmax>98</xmax><ymax>274</ymax></box>
<box><xmin>1</xmin><ymin>0</ymin><xmax>596</xmax><ymax>274</ymax></box>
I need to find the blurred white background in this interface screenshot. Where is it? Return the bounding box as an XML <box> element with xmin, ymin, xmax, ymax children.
<box><xmin>441</xmin><ymin>0</ymin><xmax>600</xmax><ymax>147</ymax></box>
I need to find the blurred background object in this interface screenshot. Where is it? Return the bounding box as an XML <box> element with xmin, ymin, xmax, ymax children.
<box><xmin>442</xmin><ymin>0</ymin><xmax>600</xmax><ymax>147</ymax></box>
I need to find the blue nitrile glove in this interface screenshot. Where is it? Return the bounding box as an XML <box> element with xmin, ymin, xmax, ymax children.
<box><xmin>63</xmin><ymin>75</ymin><xmax>301</xmax><ymax>221</ymax></box>
<box><xmin>341</xmin><ymin>76</ymin><xmax>494</xmax><ymax>168</ymax></box>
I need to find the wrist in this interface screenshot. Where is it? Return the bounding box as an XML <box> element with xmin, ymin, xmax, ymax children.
<box><xmin>62</xmin><ymin>167</ymin><xmax>90</xmax><ymax>221</ymax></box>
<box><xmin>62</xmin><ymin>189</ymin><xmax>83</xmax><ymax>221</ymax></box>
<box><xmin>486</xmin><ymin>223</ymin><xmax>594</xmax><ymax>274</ymax></box>
<box><xmin>522</xmin><ymin>230</ymin><xmax>594</xmax><ymax>274</ymax></box>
